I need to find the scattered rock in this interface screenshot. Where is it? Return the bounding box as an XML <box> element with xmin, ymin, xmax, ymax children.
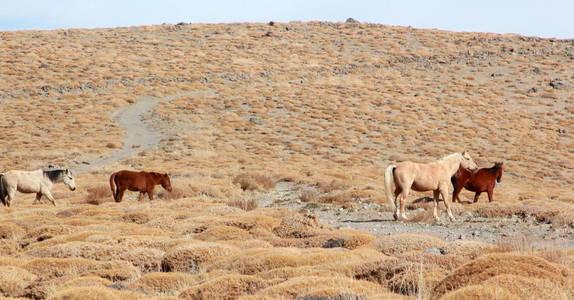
<box><xmin>322</xmin><ymin>238</ymin><xmax>345</xmax><ymax>248</ymax></box>
<box><xmin>423</xmin><ymin>248</ymin><xmax>443</xmax><ymax>255</ymax></box>
<box><xmin>549</xmin><ymin>78</ymin><xmax>566</xmax><ymax>89</ymax></box>
<box><xmin>345</xmin><ymin>18</ymin><xmax>359</xmax><ymax>24</ymax></box>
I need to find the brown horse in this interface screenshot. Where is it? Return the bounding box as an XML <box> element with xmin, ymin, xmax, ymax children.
<box><xmin>451</xmin><ymin>162</ymin><xmax>503</xmax><ymax>203</ymax></box>
<box><xmin>109</xmin><ymin>170</ymin><xmax>172</xmax><ymax>202</ymax></box>
<box><xmin>384</xmin><ymin>151</ymin><xmax>478</xmax><ymax>222</ymax></box>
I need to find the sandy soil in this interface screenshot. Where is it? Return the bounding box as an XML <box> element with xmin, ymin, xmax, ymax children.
<box><xmin>259</xmin><ymin>182</ymin><xmax>574</xmax><ymax>249</ymax></box>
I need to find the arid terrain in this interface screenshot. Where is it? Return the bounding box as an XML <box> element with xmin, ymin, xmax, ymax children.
<box><xmin>0</xmin><ymin>21</ymin><xmax>573</xmax><ymax>299</ymax></box>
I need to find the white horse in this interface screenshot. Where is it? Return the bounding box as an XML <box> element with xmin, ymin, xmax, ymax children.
<box><xmin>0</xmin><ymin>168</ymin><xmax>76</xmax><ymax>206</ymax></box>
<box><xmin>384</xmin><ymin>151</ymin><xmax>478</xmax><ymax>222</ymax></box>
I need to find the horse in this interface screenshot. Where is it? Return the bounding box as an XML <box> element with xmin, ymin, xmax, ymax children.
<box><xmin>109</xmin><ymin>170</ymin><xmax>172</xmax><ymax>202</ymax></box>
<box><xmin>452</xmin><ymin>162</ymin><xmax>503</xmax><ymax>203</ymax></box>
<box><xmin>384</xmin><ymin>151</ymin><xmax>478</xmax><ymax>222</ymax></box>
<box><xmin>0</xmin><ymin>168</ymin><xmax>76</xmax><ymax>206</ymax></box>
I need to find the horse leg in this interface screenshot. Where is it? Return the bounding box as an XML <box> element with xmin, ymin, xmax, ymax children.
<box><xmin>147</xmin><ymin>187</ymin><xmax>155</xmax><ymax>201</ymax></box>
<box><xmin>33</xmin><ymin>192</ymin><xmax>43</xmax><ymax>205</ymax></box>
<box><xmin>41</xmin><ymin>188</ymin><xmax>56</xmax><ymax>206</ymax></box>
<box><xmin>399</xmin><ymin>190</ymin><xmax>409</xmax><ymax>221</ymax></box>
<box><xmin>487</xmin><ymin>188</ymin><xmax>494</xmax><ymax>202</ymax></box>
<box><xmin>138</xmin><ymin>192</ymin><xmax>145</xmax><ymax>201</ymax></box>
<box><xmin>432</xmin><ymin>190</ymin><xmax>441</xmax><ymax>222</ymax></box>
<box><xmin>473</xmin><ymin>192</ymin><xmax>481</xmax><ymax>203</ymax></box>
<box><xmin>393</xmin><ymin>188</ymin><xmax>401</xmax><ymax>221</ymax></box>
<box><xmin>439</xmin><ymin>185</ymin><xmax>456</xmax><ymax>221</ymax></box>
<box><xmin>116</xmin><ymin>188</ymin><xmax>126</xmax><ymax>202</ymax></box>
<box><xmin>5</xmin><ymin>187</ymin><xmax>16</xmax><ymax>207</ymax></box>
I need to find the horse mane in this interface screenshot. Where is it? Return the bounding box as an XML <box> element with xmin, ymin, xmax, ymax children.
<box><xmin>488</xmin><ymin>162</ymin><xmax>503</xmax><ymax>174</ymax></box>
<box><xmin>439</xmin><ymin>152</ymin><xmax>460</xmax><ymax>161</ymax></box>
<box><xmin>43</xmin><ymin>169</ymin><xmax>65</xmax><ymax>182</ymax></box>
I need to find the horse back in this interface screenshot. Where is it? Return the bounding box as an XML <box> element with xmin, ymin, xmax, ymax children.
<box><xmin>464</xmin><ymin>168</ymin><xmax>497</xmax><ymax>191</ymax></box>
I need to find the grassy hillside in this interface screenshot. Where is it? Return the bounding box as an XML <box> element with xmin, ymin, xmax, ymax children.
<box><xmin>0</xmin><ymin>21</ymin><xmax>573</xmax><ymax>299</ymax></box>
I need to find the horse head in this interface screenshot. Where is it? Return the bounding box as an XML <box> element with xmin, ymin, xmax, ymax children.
<box><xmin>460</xmin><ymin>150</ymin><xmax>478</xmax><ymax>172</ymax></box>
<box><xmin>62</xmin><ymin>169</ymin><xmax>76</xmax><ymax>191</ymax></box>
<box><xmin>161</xmin><ymin>173</ymin><xmax>172</xmax><ymax>192</ymax></box>
<box><xmin>495</xmin><ymin>162</ymin><xmax>503</xmax><ymax>183</ymax></box>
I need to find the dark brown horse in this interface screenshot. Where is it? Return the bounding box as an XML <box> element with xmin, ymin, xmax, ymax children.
<box><xmin>451</xmin><ymin>162</ymin><xmax>503</xmax><ymax>203</ymax></box>
<box><xmin>109</xmin><ymin>170</ymin><xmax>172</xmax><ymax>202</ymax></box>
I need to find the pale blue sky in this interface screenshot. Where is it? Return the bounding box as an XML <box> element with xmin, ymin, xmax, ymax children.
<box><xmin>1</xmin><ymin>0</ymin><xmax>573</xmax><ymax>39</ymax></box>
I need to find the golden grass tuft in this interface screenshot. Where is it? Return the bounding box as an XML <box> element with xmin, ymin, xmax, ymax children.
<box><xmin>439</xmin><ymin>284</ymin><xmax>521</xmax><ymax>300</ymax></box>
<box><xmin>194</xmin><ymin>225</ymin><xmax>253</xmax><ymax>242</ymax></box>
<box><xmin>367</xmin><ymin>233</ymin><xmax>447</xmax><ymax>256</ymax></box>
<box><xmin>179</xmin><ymin>273</ymin><xmax>268</xmax><ymax>300</ymax></box>
<box><xmin>244</xmin><ymin>275</ymin><xmax>398</xmax><ymax>299</ymax></box>
<box><xmin>233</xmin><ymin>173</ymin><xmax>276</xmax><ymax>191</ymax></box>
<box><xmin>84</xmin><ymin>185</ymin><xmax>112</xmax><ymax>205</ymax></box>
<box><xmin>433</xmin><ymin>252</ymin><xmax>570</xmax><ymax>298</ymax></box>
<box><xmin>0</xmin><ymin>265</ymin><xmax>38</xmax><ymax>298</ymax></box>
<box><xmin>119</xmin><ymin>247</ymin><xmax>165</xmax><ymax>273</ymax></box>
<box><xmin>272</xmin><ymin>213</ymin><xmax>325</xmax><ymax>239</ymax></box>
<box><xmin>132</xmin><ymin>271</ymin><xmax>197</xmax><ymax>295</ymax></box>
<box><xmin>161</xmin><ymin>242</ymin><xmax>239</xmax><ymax>273</ymax></box>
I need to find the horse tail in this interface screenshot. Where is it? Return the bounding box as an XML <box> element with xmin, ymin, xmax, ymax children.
<box><xmin>384</xmin><ymin>165</ymin><xmax>396</xmax><ymax>208</ymax></box>
<box><xmin>0</xmin><ymin>174</ymin><xmax>6</xmax><ymax>206</ymax></box>
<box><xmin>109</xmin><ymin>172</ymin><xmax>117</xmax><ymax>202</ymax></box>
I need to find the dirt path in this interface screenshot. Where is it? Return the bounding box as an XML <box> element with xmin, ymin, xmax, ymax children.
<box><xmin>74</xmin><ymin>91</ymin><xmax>211</xmax><ymax>174</ymax></box>
<box><xmin>262</xmin><ymin>182</ymin><xmax>574</xmax><ymax>249</ymax></box>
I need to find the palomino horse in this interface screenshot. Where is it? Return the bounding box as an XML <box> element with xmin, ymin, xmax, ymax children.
<box><xmin>384</xmin><ymin>151</ymin><xmax>478</xmax><ymax>222</ymax></box>
<box><xmin>109</xmin><ymin>170</ymin><xmax>172</xmax><ymax>202</ymax></box>
<box><xmin>0</xmin><ymin>168</ymin><xmax>76</xmax><ymax>206</ymax></box>
<box><xmin>452</xmin><ymin>162</ymin><xmax>503</xmax><ymax>203</ymax></box>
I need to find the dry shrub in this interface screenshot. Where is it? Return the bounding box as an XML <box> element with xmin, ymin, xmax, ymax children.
<box><xmin>161</xmin><ymin>242</ymin><xmax>239</xmax><ymax>273</ymax></box>
<box><xmin>272</xmin><ymin>213</ymin><xmax>325</xmax><ymax>239</ymax></box>
<box><xmin>194</xmin><ymin>225</ymin><xmax>252</xmax><ymax>242</ymax></box>
<box><xmin>63</xmin><ymin>276</ymin><xmax>112</xmax><ymax>288</ymax></box>
<box><xmin>440</xmin><ymin>240</ymin><xmax>498</xmax><ymax>258</ymax></box>
<box><xmin>245</xmin><ymin>275</ymin><xmax>397</xmax><ymax>300</ymax></box>
<box><xmin>23</xmin><ymin>257</ymin><xmax>99</xmax><ymax>280</ymax></box>
<box><xmin>439</xmin><ymin>284</ymin><xmax>520</xmax><ymax>300</ymax></box>
<box><xmin>208</xmin><ymin>247</ymin><xmax>381</xmax><ymax>276</ymax></box>
<box><xmin>256</xmin><ymin>266</ymin><xmax>340</xmax><ymax>283</ymax></box>
<box><xmin>387</xmin><ymin>262</ymin><xmax>447</xmax><ymax>296</ymax></box>
<box><xmin>233</xmin><ymin>173</ymin><xmax>276</xmax><ymax>191</ymax></box>
<box><xmin>80</xmin><ymin>260</ymin><xmax>141</xmax><ymax>283</ymax></box>
<box><xmin>48</xmin><ymin>285</ymin><xmax>146</xmax><ymax>300</ymax></box>
<box><xmin>26</xmin><ymin>241</ymin><xmax>128</xmax><ymax>261</ymax></box>
<box><xmin>119</xmin><ymin>247</ymin><xmax>165</xmax><ymax>273</ymax></box>
<box><xmin>121</xmin><ymin>212</ymin><xmax>152</xmax><ymax>224</ymax></box>
<box><xmin>179</xmin><ymin>274</ymin><xmax>267</xmax><ymax>300</ymax></box>
<box><xmin>0</xmin><ymin>239</ymin><xmax>20</xmax><ymax>256</ymax></box>
<box><xmin>368</xmin><ymin>233</ymin><xmax>446</xmax><ymax>256</ymax></box>
<box><xmin>483</xmin><ymin>274</ymin><xmax>569</xmax><ymax>300</ymax></box>
<box><xmin>23</xmin><ymin>224</ymin><xmax>74</xmax><ymax>244</ymax></box>
<box><xmin>0</xmin><ymin>223</ymin><xmax>26</xmax><ymax>241</ymax></box>
<box><xmin>227</xmin><ymin>197</ymin><xmax>258</xmax><ymax>211</ymax></box>
<box><xmin>85</xmin><ymin>185</ymin><xmax>112</xmax><ymax>205</ymax></box>
<box><xmin>0</xmin><ymin>265</ymin><xmax>38</xmax><ymax>298</ymax></box>
<box><xmin>336</xmin><ymin>228</ymin><xmax>376</xmax><ymax>250</ymax></box>
<box><xmin>157</xmin><ymin>187</ymin><xmax>185</xmax><ymax>200</ymax></box>
<box><xmin>133</xmin><ymin>271</ymin><xmax>197</xmax><ymax>295</ymax></box>
<box><xmin>433</xmin><ymin>252</ymin><xmax>570</xmax><ymax>298</ymax></box>
<box><xmin>299</xmin><ymin>190</ymin><xmax>319</xmax><ymax>202</ymax></box>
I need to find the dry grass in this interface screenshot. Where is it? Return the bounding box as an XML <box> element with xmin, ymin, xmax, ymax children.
<box><xmin>84</xmin><ymin>185</ymin><xmax>112</xmax><ymax>205</ymax></box>
<box><xmin>0</xmin><ymin>21</ymin><xmax>572</xmax><ymax>299</ymax></box>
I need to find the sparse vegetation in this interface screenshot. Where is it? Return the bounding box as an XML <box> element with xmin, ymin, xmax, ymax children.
<box><xmin>0</xmin><ymin>21</ymin><xmax>572</xmax><ymax>299</ymax></box>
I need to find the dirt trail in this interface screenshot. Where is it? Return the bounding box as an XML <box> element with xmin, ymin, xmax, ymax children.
<box><xmin>263</xmin><ymin>182</ymin><xmax>574</xmax><ymax>249</ymax></box>
<box><xmin>74</xmin><ymin>91</ymin><xmax>210</xmax><ymax>174</ymax></box>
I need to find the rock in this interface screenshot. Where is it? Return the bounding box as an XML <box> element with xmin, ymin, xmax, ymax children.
<box><xmin>323</xmin><ymin>238</ymin><xmax>345</xmax><ymax>248</ymax></box>
<box><xmin>423</xmin><ymin>248</ymin><xmax>443</xmax><ymax>255</ymax></box>
<box><xmin>549</xmin><ymin>78</ymin><xmax>566</xmax><ymax>89</ymax></box>
<box><xmin>345</xmin><ymin>18</ymin><xmax>359</xmax><ymax>23</ymax></box>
